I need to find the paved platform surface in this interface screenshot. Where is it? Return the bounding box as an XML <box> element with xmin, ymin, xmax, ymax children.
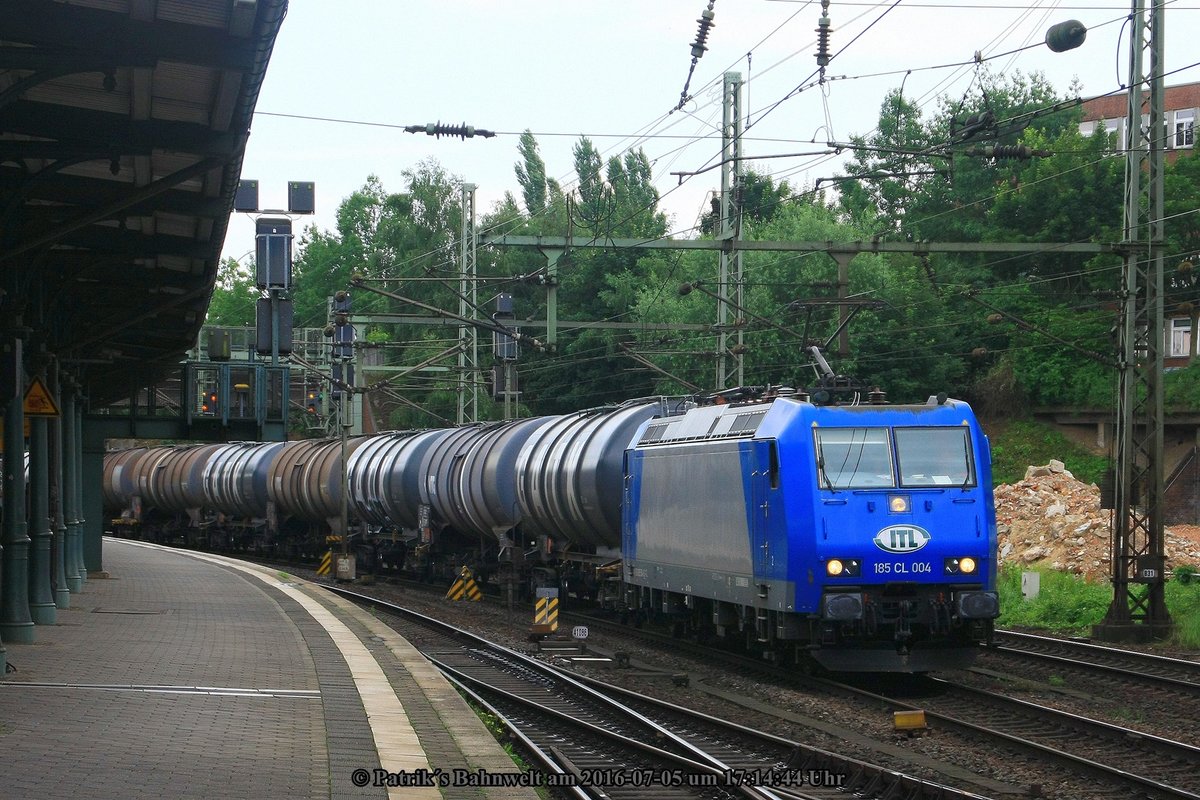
<box><xmin>0</xmin><ymin>539</ymin><xmax>538</xmax><ymax>800</ymax></box>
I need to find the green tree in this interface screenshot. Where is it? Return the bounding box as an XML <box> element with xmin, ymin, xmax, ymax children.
<box><xmin>699</xmin><ymin>170</ymin><xmax>792</xmax><ymax>235</ymax></box>
<box><xmin>514</xmin><ymin>129</ymin><xmax>547</xmax><ymax>215</ymax></box>
<box><xmin>204</xmin><ymin>256</ymin><xmax>257</xmax><ymax>326</ymax></box>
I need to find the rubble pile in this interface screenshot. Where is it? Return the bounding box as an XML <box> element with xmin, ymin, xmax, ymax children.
<box><xmin>994</xmin><ymin>460</ymin><xmax>1200</xmax><ymax>581</ymax></box>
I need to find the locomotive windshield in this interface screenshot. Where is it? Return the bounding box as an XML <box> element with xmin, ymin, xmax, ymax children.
<box><xmin>894</xmin><ymin>427</ymin><xmax>975</xmax><ymax>487</ymax></box>
<box><xmin>814</xmin><ymin>427</ymin><xmax>894</xmax><ymax>489</ymax></box>
<box><xmin>814</xmin><ymin>425</ymin><xmax>977</xmax><ymax>490</ymax></box>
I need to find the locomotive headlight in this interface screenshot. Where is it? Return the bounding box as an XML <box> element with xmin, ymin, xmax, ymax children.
<box><xmin>888</xmin><ymin>494</ymin><xmax>910</xmax><ymax>513</ymax></box>
<box><xmin>826</xmin><ymin>558</ymin><xmax>861</xmax><ymax>577</ymax></box>
<box><xmin>945</xmin><ymin>556</ymin><xmax>979</xmax><ymax>575</ymax></box>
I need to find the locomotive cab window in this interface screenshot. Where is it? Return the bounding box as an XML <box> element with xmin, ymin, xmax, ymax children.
<box><xmin>814</xmin><ymin>427</ymin><xmax>894</xmax><ymax>489</ymax></box>
<box><xmin>895</xmin><ymin>427</ymin><xmax>975</xmax><ymax>487</ymax></box>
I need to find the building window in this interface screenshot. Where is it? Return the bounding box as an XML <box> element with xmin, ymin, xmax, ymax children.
<box><xmin>1169</xmin><ymin>317</ymin><xmax>1194</xmax><ymax>358</ymax></box>
<box><xmin>1175</xmin><ymin>109</ymin><xmax>1195</xmax><ymax>149</ymax></box>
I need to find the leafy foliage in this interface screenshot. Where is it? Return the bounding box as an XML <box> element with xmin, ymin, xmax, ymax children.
<box><xmin>205</xmin><ymin>257</ymin><xmax>258</xmax><ymax>327</ymax></box>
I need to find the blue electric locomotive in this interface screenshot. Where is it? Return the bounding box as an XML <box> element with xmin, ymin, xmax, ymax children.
<box><xmin>622</xmin><ymin>393</ymin><xmax>999</xmax><ymax>672</ymax></box>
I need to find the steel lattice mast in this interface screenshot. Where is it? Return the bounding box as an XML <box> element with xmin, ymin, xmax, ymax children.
<box><xmin>1094</xmin><ymin>0</ymin><xmax>1172</xmax><ymax>641</ymax></box>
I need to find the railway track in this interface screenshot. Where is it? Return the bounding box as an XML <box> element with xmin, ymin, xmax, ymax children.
<box><xmin>325</xmin><ymin>584</ymin><xmax>990</xmax><ymax>800</ymax></box>
<box><xmin>551</xmin><ymin>609</ymin><xmax>1200</xmax><ymax>799</ymax></box>
<box><xmin>991</xmin><ymin>630</ymin><xmax>1200</xmax><ymax>693</ymax></box>
<box><xmin>827</xmin><ymin>674</ymin><xmax>1200</xmax><ymax>800</ymax></box>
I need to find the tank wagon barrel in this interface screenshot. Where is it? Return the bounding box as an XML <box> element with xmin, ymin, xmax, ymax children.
<box><xmin>268</xmin><ymin>437</ymin><xmax>372</xmax><ymax>524</ymax></box>
<box><xmin>202</xmin><ymin>442</ymin><xmax>287</xmax><ymax>518</ymax></box>
<box><xmin>346</xmin><ymin>429</ymin><xmax>450</xmax><ymax>529</ymax></box>
<box><xmin>440</xmin><ymin>416</ymin><xmax>556</xmax><ymax>542</ymax></box>
<box><xmin>515</xmin><ymin>400</ymin><xmax>669</xmax><ymax>549</ymax></box>
<box><xmin>102</xmin><ymin>446</ymin><xmax>148</xmax><ymax>513</ymax></box>
<box><xmin>138</xmin><ymin>444</ymin><xmax>224</xmax><ymax>514</ymax></box>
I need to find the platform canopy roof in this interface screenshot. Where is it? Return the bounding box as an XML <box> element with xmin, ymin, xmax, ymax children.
<box><xmin>0</xmin><ymin>0</ymin><xmax>287</xmax><ymax>406</ymax></box>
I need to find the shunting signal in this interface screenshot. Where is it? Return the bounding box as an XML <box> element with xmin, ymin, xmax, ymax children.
<box><xmin>531</xmin><ymin>587</ymin><xmax>559</xmax><ymax>636</ymax></box>
<box><xmin>445</xmin><ymin>567</ymin><xmax>482</xmax><ymax>601</ymax></box>
<box><xmin>316</xmin><ymin>551</ymin><xmax>332</xmax><ymax>576</ymax></box>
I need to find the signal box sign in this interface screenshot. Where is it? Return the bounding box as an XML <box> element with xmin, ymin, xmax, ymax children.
<box><xmin>23</xmin><ymin>378</ymin><xmax>60</xmax><ymax>417</ymax></box>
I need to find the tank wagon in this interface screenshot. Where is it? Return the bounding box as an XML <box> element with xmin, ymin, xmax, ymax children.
<box><xmin>104</xmin><ymin>392</ymin><xmax>999</xmax><ymax>671</ymax></box>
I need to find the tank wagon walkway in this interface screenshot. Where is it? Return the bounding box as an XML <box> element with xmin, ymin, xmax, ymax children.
<box><xmin>0</xmin><ymin>539</ymin><xmax>536</xmax><ymax>800</ymax></box>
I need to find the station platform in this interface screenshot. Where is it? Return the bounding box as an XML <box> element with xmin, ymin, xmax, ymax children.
<box><xmin>0</xmin><ymin>539</ymin><xmax>538</xmax><ymax>800</ymax></box>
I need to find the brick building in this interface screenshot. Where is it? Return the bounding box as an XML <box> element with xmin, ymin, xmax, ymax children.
<box><xmin>1078</xmin><ymin>80</ymin><xmax>1198</xmax><ymax>161</ymax></box>
<box><xmin>1080</xmin><ymin>82</ymin><xmax>1199</xmax><ymax>367</ymax></box>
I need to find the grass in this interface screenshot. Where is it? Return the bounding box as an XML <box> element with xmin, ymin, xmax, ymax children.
<box><xmin>997</xmin><ymin>564</ymin><xmax>1200</xmax><ymax>649</ymax></box>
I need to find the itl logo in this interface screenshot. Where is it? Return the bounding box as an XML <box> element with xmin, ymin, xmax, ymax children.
<box><xmin>874</xmin><ymin>525</ymin><xmax>931</xmax><ymax>554</ymax></box>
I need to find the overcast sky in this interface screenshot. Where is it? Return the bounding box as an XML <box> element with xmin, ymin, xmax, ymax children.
<box><xmin>221</xmin><ymin>1</ymin><xmax>1200</xmax><ymax>264</ymax></box>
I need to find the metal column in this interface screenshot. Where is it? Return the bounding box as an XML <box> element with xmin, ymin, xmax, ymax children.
<box><xmin>27</xmin><ymin>410</ymin><xmax>55</xmax><ymax>625</ymax></box>
<box><xmin>81</xmin><ymin>417</ymin><xmax>103</xmax><ymax>575</ymax></box>
<box><xmin>1095</xmin><ymin>0</ymin><xmax>1172</xmax><ymax>641</ymax></box>
<box><xmin>74</xmin><ymin>391</ymin><xmax>88</xmax><ymax>580</ymax></box>
<box><xmin>717</xmin><ymin>72</ymin><xmax>744</xmax><ymax>389</ymax></box>
<box><xmin>0</xmin><ymin>331</ymin><xmax>33</xmax><ymax>643</ymax></box>
<box><xmin>457</xmin><ymin>183</ymin><xmax>479</xmax><ymax>424</ymax></box>
<box><xmin>63</xmin><ymin>388</ymin><xmax>82</xmax><ymax>593</ymax></box>
<box><xmin>50</xmin><ymin>366</ymin><xmax>69</xmax><ymax>609</ymax></box>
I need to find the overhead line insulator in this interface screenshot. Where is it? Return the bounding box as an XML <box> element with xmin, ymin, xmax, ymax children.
<box><xmin>963</xmin><ymin>144</ymin><xmax>1050</xmax><ymax>160</ymax></box>
<box><xmin>404</xmin><ymin>122</ymin><xmax>496</xmax><ymax>140</ymax></box>
<box><xmin>690</xmin><ymin>5</ymin><xmax>716</xmax><ymax>58</ymax></box>
<box><xmin>815</xmin><ymin>0</ymin><xmax>833</xmax><ymax>77</ymax></box>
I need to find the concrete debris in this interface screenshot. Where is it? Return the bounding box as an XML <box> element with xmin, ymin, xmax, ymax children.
<box><xmin>995</xmin><ymin>465</ymin><xmax>1200</xmax><ymax>581</ymax></box>
<box><xmin>1023</xmin><ymin>459</ymin><xmax>1074</xmax><ymax>481</ymax></box>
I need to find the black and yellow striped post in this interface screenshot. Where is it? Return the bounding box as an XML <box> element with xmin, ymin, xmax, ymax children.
<box><xmin>531</xmin><ymin>587</ymin><xmax>559</xmax><ymax>637</ymax></box>
<box><xmin>316</xmin><ymin>551</ymin><xmax>332</xmax><ymax>576</ymax></box>
<box><xmin>445</xmin><ymin>566</ymin><xmax>482</xmax><ymax>601</ymax></box>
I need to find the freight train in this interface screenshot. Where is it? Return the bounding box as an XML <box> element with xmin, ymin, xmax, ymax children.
<box><xmin>103</xmin><ymin>386</ymin><xmax>1000</xmax><ymax>672</ymax></box>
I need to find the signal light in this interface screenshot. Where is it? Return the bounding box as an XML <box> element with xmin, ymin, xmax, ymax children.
<box><xmin>201</xmin><ymin>386</ymin><xmax>219</xmax><ymax>415</ymax></box>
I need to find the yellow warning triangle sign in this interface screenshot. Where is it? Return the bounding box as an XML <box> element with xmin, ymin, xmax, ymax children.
<box><xmin>24</xmin><ymin>377</ymin><xmax>60</xmax><ymax>417</ymax></box>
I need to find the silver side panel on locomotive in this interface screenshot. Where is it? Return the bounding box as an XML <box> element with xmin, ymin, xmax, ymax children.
<box><xmin>626</xmin><ymin>402</ymin><xmax>793</xmax><ymax>608</ymax></box>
